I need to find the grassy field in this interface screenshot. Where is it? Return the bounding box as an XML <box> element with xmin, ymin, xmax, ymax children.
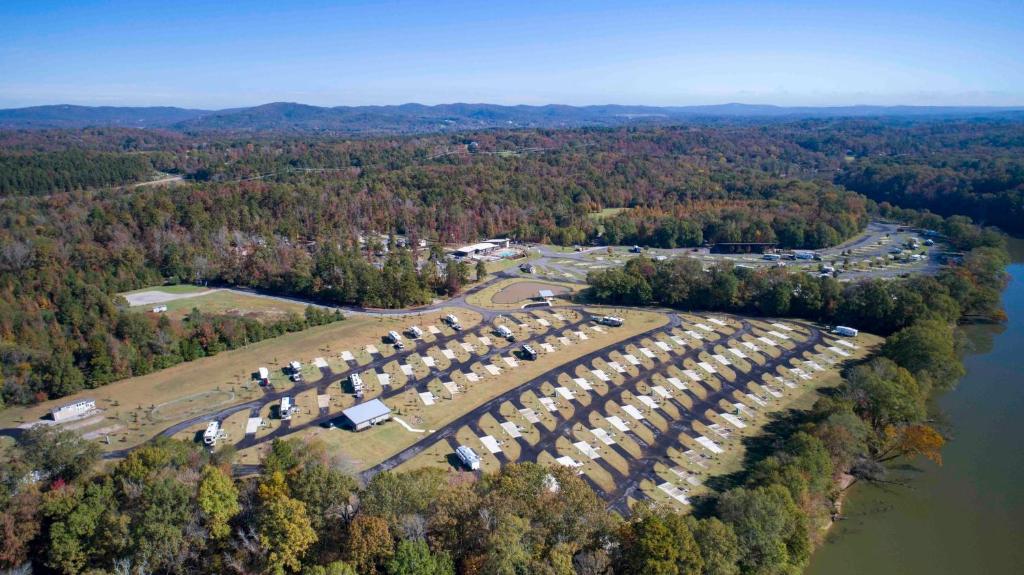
<box><xmin>131</xmin><ymin>290</ymin><xmax>310</xmax><ymax>323</ymax></box>
<box><xmin>466</xmin><ymin>277</ymin><xmax>586</xmax><ymax>310</ymax></box>
<box><xmin>122</xmin><ymin>284</ymin><xmax>209</xmax><ymax>296</ymax></box>
<box><xmin>0</xmin><ymin>307</ymin><xmax>479</xmax><ymax>453</ymax></box>
<box><xmin>587</xmin><ymin>207</ymin><xmax>633</xmax><ymax>220</ymax></box>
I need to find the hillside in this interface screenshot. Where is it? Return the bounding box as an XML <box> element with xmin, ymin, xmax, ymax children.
<box><xmin>2</xmin><ymin>101</ymin><xmax>1022</xmax><ymax>132</ymax></box>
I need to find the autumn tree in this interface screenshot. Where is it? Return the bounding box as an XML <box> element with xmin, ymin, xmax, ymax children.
<box><xmin>198</xmin><ymin>465</ymin><xmax>240</xmax><ymax>539</ymax></box>
<box><xmin>258</xmin><ymin>471</ymin><xmax>318</xmax><ymax>574</ymax></box>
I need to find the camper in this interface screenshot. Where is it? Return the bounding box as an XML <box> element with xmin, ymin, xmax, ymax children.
<box><xmin>349</xmin><ymin>373</ymin><xmax>364</xmax><ymax>393</ymax></box>
<box><xmin>794</xmin><ymin>251</ymin><xmax>815</xmax><ymax>260</ymax></box>
<box><xmin>629</xmin><ymin>245</ymin><xmax>643</xmax><ymax>253</ymax></box>
<box><xmin>288</xmin><ymin>361</ymin><xmax>302</xmax><ymax>382</ymax></box>
<box><xmin>406</xmin><ymin>325</ymin><xmax>423</xmax><ymax>339</ymax></box>
<box><xmin>762</xmin><ymin>253</ymin><xmax>781</xmax><ymax>261</ymax></box>
<box><xmin>257</xmin><ymin>367</ymin><xmax>270</xmax><ymax>384</ymax></box>
<box><xmin>455</xmin><ymin>445</ymin><xmax>481</xmax><ymax>471</ymax></box>
<box><xmin>521</xmin><ymin>344</ymin><xmax>538</xmax><ymax>360</ymax></box>
<box><xmin>386</xmin><ymin>331</ymin><xmax>402</xmax><ymax>344</ymax></box>
<box><xmin>443</xmin><ymin>314</ymin><xmax>462</xmax><ymax>330</ymax></box>
<box><xmin>494</xmin><ymin>325</ymin><xmax>514</xmax><ymax>341</ymax></box>
<box><xmin>203</xmin><ymin>421</ymin><xmax>221</xmax><ymax>446</ymax></box>
<box><xmin>834</xmin><ymin>326</ymin><xmax>859</xmax><ymax>337</ymax></box>
<box><xmin>280</xmin><ymin>396</ymin><xmax>294</xmax><ymax>420</ymax></box>
<box><xmin>598</xmin><ymin>315</ymin><xmax>623</xmax><ymax>327</ymax></box>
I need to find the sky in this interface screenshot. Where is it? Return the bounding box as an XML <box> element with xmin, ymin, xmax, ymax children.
<box><xmin>1</xmin><ymin>0</ymin><xmax>1022</xmax><ymax>109</ymax></box>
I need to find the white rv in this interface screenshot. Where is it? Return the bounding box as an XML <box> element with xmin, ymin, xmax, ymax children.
<box><xmin>406</xmin><ymin>325</ymin><xmax>423</xmax><ymax>339</ymax></box>
<box><xmin>280</xmin><ymin>396</ymin><xmax>294</xmax><ymax>420</ymax></box>
<box><xmin>495</xmin><ymin>325</ymin><xmax>513</xmax><ymax>340</ymax></box>
<box><xmin>203</xmin><ymin>421</ymin><xmax>221</xmax><ymax>446</ymax></box>
<box><xmin>834</xmin><ymin>326</ymin><xmax>859</xmax><ymax>337</ymax></box>
<box><xmin>455</xmin><ymin>445</ymin><xmax>481</xmax><ymax>470</ymax></box>
<box><xmin>443</xmin><ymin>314</ymin><xmax>462</xmax><ymax>330</ymax></box>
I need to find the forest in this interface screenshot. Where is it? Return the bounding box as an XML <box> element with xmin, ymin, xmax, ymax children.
<box><xmin>0</xmin><ymin>120</ymin><xmax>1018</xmax><ymax>408</ymax></box>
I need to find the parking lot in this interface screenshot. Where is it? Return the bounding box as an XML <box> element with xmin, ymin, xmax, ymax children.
<box><xmin>362</xmin><ymin>314</ymin><xmax>870</xmax><ymax>514</ymax></box>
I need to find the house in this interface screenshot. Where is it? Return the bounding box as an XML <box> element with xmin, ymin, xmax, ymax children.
<box><xmin>342</xmin><ymin>399</ymin><xmax>392</xmax><ymax>431</ymax></box>
<box><xmin>51</xmin><ymin>399</ymin><xmax>96</xmax><ymax>422</ymax></box>
<box><xmin>456</xmin><ymin>445</ymin><xmax>481</xmax><ymax>470</ymax></box>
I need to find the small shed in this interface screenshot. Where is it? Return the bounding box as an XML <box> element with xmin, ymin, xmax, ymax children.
<box><xmin>342</xmin><ymin>399</ymin><xmax>392</xmax><ymax>431</ymax></box>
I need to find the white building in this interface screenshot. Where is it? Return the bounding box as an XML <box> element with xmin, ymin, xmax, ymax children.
<box><xmin>342</xmin><ymin>399</ymin><xmax>392</xmax><ymax>431</ymax></box>
<box><xmin>452</xmin><ymin>242</ymin><xmax>499</xmax><ymax>258</ymax></box>
<box><xmin>51</xmin><ymin>399</ymin><xmax>96</xmax><ymax>422</ymax></box>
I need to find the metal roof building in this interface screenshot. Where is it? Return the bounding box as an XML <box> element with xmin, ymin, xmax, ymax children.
<box><xmin>342</xmin><ymin>399</ymin><xmax>392</xmax><ymax>431</ymax></box>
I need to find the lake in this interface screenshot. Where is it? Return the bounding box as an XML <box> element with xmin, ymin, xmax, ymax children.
<box><xmin>807</xmin><ymin>239</ymin><xmax>1024</xmax><ymax>574</ymax></box>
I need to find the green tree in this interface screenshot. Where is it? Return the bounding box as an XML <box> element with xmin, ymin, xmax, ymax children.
<box><xmin>614</xmin><ymin>511</ymin><xmax>703</xmax><ymax>575</ymax></box>
<box><xmin>197</xmin><ymin>465</ymin><xmax>240</xmax><ymax>539</ymax></box>
<box><xmin>475</xmin><ymin>259</ymin><xmax>488</xmax><ymax>281</ymax></box>
<box><xmin>687</xmin><ymin>517</ymin><xmax>740</xmax><ymax>575</ymax></box>
<box><xmin>717</xmin><ymin>485</ymin><xmax>810</xmax><ymax>574</ymax></box>
<box><xmin>19</xmin><ymin>426</ymin><xmax>101</xmax><ymax>482</ymax></box>
<box><xmin>882</xmin><ymin>319</ymin><xmax>964</xmax><ymax>392</ymax></box>
<box><xmin>386</xmin><ymin>539</ymin><xmax>454</xmax><ymax>575</ymax></box>
<box><xmin>845</xmin><ymin>357</ymin><xmax>926</xmax><ymax>433</ymax></box>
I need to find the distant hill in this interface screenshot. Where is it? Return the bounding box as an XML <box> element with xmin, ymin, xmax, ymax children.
<box><xmin>1</xmin><ymin>102</ymin><xmax>1021</xmax><ymax>132</ymax></box>
<box><xmin>0</xmin><ymin>104</ymin><xmax>212</xmax><ymax>129</ymax></box>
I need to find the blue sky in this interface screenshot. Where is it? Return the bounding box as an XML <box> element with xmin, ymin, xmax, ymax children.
<box><xmin>1</xmin><ymin>0</ymin><xmax>1022</xmax><ymax>108</ymax></box>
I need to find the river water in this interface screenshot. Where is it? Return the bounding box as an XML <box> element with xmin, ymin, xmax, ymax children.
<box><xmin>807</xmin><ymin>239</ymin><xmax>1024</xmax><ymax>574</ymax></box>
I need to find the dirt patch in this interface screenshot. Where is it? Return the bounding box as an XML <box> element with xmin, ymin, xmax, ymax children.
<box><xmin>124</xmin><ymin>289</ymin><xmax>218</xmax><ymax>307</ymax></box>
<box><xmin>492</xmin><ymin>282</ymin><xmax>572</xmax><ymax>304</ymax></box>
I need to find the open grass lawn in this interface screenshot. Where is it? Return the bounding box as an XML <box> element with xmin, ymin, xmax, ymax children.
<box><xmin>466</xmin><ymin>277</ymin><xmax>586</xmax><ymax>310</ymax></box>
<box><xmin>122</xmin><ymin>284</ymin><xmax>210</xmax><ymax>296</ymax></box>
<box><xmin>133</xmin><ymin>290</ymin><xmax>311</xmax><ymax>323</ymax></box>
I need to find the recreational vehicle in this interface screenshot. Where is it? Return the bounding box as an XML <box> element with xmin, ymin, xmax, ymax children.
<box><xmin>456</xmin><ymin>445</ymin><xmax>481</xmax><ymax>470</ymax></box>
